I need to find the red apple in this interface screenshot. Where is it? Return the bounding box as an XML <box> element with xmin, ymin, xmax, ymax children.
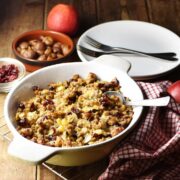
<box><xmin>167</xmin><ymin>80</ymin><xmax>180</xmax><ymax>103</ymax></box>
<box><xmin>47</xmin><ymin>4</ymin><xmax>79</xmax><ymax>36</ymax></box>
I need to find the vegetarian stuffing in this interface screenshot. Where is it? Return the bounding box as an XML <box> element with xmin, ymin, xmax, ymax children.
<box><xmin>15</xmin><ymin>73</ymin><xmax>133</xmax><ymax>147</ymax></box>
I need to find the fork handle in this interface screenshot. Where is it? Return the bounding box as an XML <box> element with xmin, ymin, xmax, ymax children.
<box><xmin>107</xmin><ymin>52</ymin><xmax>177</xmax><ymax>60</ymax></box>
<box><xmin>145</xmin><ymin>52</ymin><xmax>175</xmax><ymax>57</ymax></box>
<box><xmin>112</xmin><ymin>47</ymin><xmax>177</xmax><ymax>60</ymax></box>
<box><xmin>104</xmin><ymin>51</ymin><xmax>177</xmax><ymax>61</ymax></box>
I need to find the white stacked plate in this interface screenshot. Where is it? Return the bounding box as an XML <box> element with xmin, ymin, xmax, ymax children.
<box><xmin>77</xmin><ymin>20</ymin><xmax>180</xmax><ymax>80</ymax></box>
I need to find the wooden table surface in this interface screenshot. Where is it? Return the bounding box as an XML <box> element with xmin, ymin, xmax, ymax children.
<box><xmin>0</xmin><ymin>0</ymin><xmax>179</xmax><ymax>179</ymax></box>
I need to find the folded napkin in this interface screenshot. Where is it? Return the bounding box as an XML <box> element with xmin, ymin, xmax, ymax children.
<box><xmin>99</xmin><ymin>81</ymin><xmax>180</xmax><ymax>180</ymax></box>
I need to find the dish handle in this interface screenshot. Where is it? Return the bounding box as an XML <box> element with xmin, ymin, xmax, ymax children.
<box><xmin>90</xmin><ymin>55</ymin><xmax>131</xmax><ymax>73</ymax></box>
<box><xmin>8</xmin><ymin>136</ymin><xmax>59</xmax><ymax>164</ymax></box>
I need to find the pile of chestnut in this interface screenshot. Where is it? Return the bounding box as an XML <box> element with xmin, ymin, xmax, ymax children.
<box><xmin>17</xmin><ymin>36</ymin><xmax>70</xmax><ymax>61</ymax></box>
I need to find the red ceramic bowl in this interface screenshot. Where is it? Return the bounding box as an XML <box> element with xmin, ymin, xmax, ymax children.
<box><xmin>12</xmin><ymin>30</ymin><xmax>74</xmax><ymax>72</ymax></box>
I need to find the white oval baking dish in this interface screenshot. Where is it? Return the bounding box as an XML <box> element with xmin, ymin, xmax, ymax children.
<box><xmin>4</xmin><ymin>55</ymin><xmax>143</xmax><ymax>166</ymax></box>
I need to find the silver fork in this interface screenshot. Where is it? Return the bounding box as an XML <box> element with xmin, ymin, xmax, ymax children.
<box><xmin>77</xmin><ymin>45</ymin><xmax>178</xmax><ymax>61</ymax></box>
<box><xmin>85</xmin><ymin>36</ymin><xmax>177</xmax><ymax>61</ymax></box>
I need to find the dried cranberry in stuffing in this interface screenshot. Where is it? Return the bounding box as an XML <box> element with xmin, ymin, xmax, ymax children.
<box><xmin>43</xmin><ymin>99</ymin><xmax>54</xmax><ymax>106</ymax></box>
<box><xmin>18</xmin><ymin>102</ymin><xmax>25</xmax><ymax>109</ymax></box>
<box><xmin>32</xmin><ymin>86</ymin><xmax>40</xmax><ymax>91</ymax></box>
<box><xmin>71</xmin><ymin>107</ymin><xmax>80</xmax><ymax>114</ymax></box>
<box><xmin>49</xmin><ymin>86</ymin><xmax>55</xmax><ymax>91</ymax></box>
<box><xmin>30</xmin><ymin>103</ymin><xmax>36</xmax><ymax>111</ymax></box>
<box><xmin>42</xmin><ymin>115</ymin><xmax>48</xmax><ymax>120</ymax></box>
<box><xmin>68</xmin><ymin>96</ymin><xmax>76</xmax><ymax>103</ymax></box>
<box><xmin>17</xmin><ymin>118</ymin><xmax>29</xmax><ymax>127</ymax></box>
<box><xmin>110</xmin><ymin>78</ymin><xmax>120</xmax><ymax>87</ymax></box>
<box><xmin>100</xmin><ymin>95</ymin><xmax>111</xmax><ymax>107</ymax></box>
<box><xmin>48</xmin><ymin>135</ymin><xmax>56</xmax><ymax>140</ymax></box>
<box><xmin>71</xmin><ymin>107</ymin><xmax>81</xmax><ymax>118</ymax></box>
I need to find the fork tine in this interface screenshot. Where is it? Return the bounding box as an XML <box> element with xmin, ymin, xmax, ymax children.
<box><xmin>84</xmin><ymin>36</ymin><xmax>97</xmax><ymax>47</ymax></box>
<box><xmin>85</xmin><ymin>36</ymin><xmax>102</xmax><ymax>48</ymax></box>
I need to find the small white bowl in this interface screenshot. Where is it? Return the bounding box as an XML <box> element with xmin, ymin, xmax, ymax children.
<box><xmin>0</xmin><ymin>58</ymin><xmax>26</xmax><ymax>93</ymax></box>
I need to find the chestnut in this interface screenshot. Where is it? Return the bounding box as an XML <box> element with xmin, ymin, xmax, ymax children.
<box><xmin>29</xmin><ymin>39</ymin><xmax>39</xmax><ymax>46</ymax></box>
<box><xmin>53</xmin><ymin>42</ymin><xmax>62</xmax><ymax>49</ymax></box>
<box><xmin>47</xmin><ymin>55</ymin><xmax>54</xmax><ymax>61</ymax></box>
<box><xmin>41</xmin><ymin>36</ymin><xmax>54</xmax><ymax>45</ymax></box>
<box><xmin>61</xmin><ymin>44</ymin><xmax>70</xmax><ymax>55</ymax></box>
<box><xmin>51</xmin><ymin>53</ymin><xmax>57</xmax><ymax>59</ymax></box>
<box><xmin>17</xmin><ymin>47</ymin><xmax>21</xmax><ymax>52</ymax></box>
<box><xmin>33</xmin><ymin>41</ymin><xmax>46</xmax><ymax>51</ymax></box>
<box><xmin>20</xmin><ymin>48</ymin><xmax>37</xmax><ymax>59</ymax></box>
<box><xmin>57</xmin><ymin>53</ymin><xmax>64</xmax><ymax>58</ymax></box>
<box><xmin>36</xmin><ymin>50</ymin><xmax>44</xmax><ymax>55</ymax></box>
<box><xmin>38</xmin><ymin>54</ymin><xmax>47</xmax><ymax>61</ymax></box>
<box><xmin>44</xmin><ymin>47</ymin><xmax>52</xmax><ymax>55</ymax></box>
<box><xmin>19</xmin><ymin>42</ymin><xmax>29</xmax><ymax>49</ymax></box>
<box><xmin>53</xmin><ymin>46</ymin><xmax>62</xmax><ymax>53</ymax></box>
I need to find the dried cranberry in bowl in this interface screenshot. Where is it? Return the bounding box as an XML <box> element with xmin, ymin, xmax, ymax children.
<box><xmin>0</xmin><ymin>58</ymin><xmax>26</xmax><ymax>93</ymax></box>
<box><xmin>0</xmin><ymin>64</ymin><xmax>19</xmax><ymax>83</ymax></box>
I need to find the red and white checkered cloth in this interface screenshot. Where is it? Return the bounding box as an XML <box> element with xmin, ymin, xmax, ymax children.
<box><xmin>99</xmin><ymin>81</ymin><xmax>180</xmax><ymax>180</ymax></box>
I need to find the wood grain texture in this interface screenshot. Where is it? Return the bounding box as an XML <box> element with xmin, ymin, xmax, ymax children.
<box><xmin>147</xmin><ymin>0</ymin><xmax>180</xmax><ymax>35</ymax></box>
<box><xmin>97</xmin><ymin>0</ymin><xmax>122</xmax><ymax>22</ymax></box>
<box><xmin>0</xmin><ymin>0</ymin><xmax>44</xmax><ymax>179</ymax></box>
<box><xmin>0</xmin><ymin>0</ymin><xmax>44</xmax><ymax>57</ymax></box>
<box><xmin>124</xmin><ymin>0</ymin><xmax>149</xmax><ymax>20</ymax></box>
<box><xmin>97</xmin><ymin>0</ymin><xmax>149</xmax><ymax>22</ymax></box>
